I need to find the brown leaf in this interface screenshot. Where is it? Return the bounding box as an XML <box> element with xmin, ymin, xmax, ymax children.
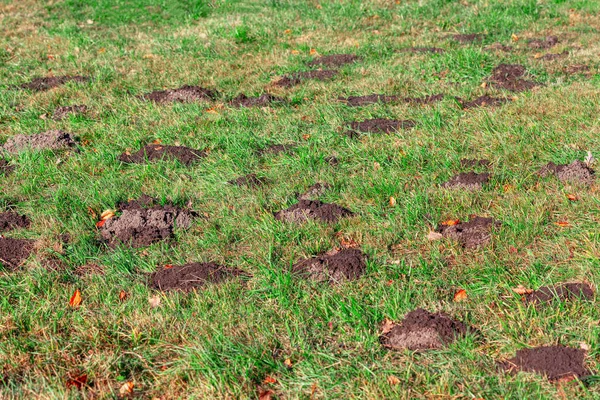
<box><xmin>96</xmin><ymin>219</ymin><xmax>106</xmax><ymax>228</ymax></box>
<box><xmin>512</xmin><ymin>285</ymin><xmax>533</xmax><ymax>295</ymax></box>
<box><xmin>100</xmin><ymin>209</ymin><xmax>115</xmax><ymax>221</ymax></box>
<box><xmin>119</xmin><ymin>290</ymin><xmax>128</xmax><ymax>301</ymax></box>
<box><xmin>556</xmin><ymin>221</ymin><xmax>570</xmax><ymax>227</ymax></box>
<box><xmin>259</xmin><ymin>389</ymin><xmax>274</xmax><ymax>400</ymax></box>
<box><xmin>309</xmin><ymin>48</ymin><xmax>318</xmax><ymax>55</ymax></box>
<box><xmin>164</xmin><ymin>264</ymin><xmax>174</xmax><ymax>269</ymax></box>
<box><xmin>389</xmin><ymin>196</ymin><xmax>396</xmax><ymax>207</ymax></box>
<box><xmin>69</xmin><ymin>289</ymin><xmax>82</xmax><ymax>307</ymax></box>
<box><xmin>387</xmin><ymin>375</ymin><xmax>400</xmax><ymax>385</ymax></box>
<box><xmin>87</xmin><ymin>206</ymin><xmax>98</xmax><ymax>219</ymax></box>
<box><xmin>453</xmin><ymin>289</ymin><xmax>468</xmax><ymax>302</ymax></box>
<box><xmin>284</xmin><ymin>358</ymin><xmax>293</xmax><ymax>368</ymax></box>
<box><xmin>66</xmin><ymin>373</ymin><xmax>87</xmax><ymax>389</ymax></box>
<box><xmin>148</xmin><ymin>295</ymin><xmax>161</xmax><ymax>308</ymax></box>
<box><xmin>302</xmin><ymin>134</ymin><xmax>311</xmax><ymax>140</ymax></box>
<box><xmin>119</xmin><ymin>381</ymin><xmax>134</xmax><ymax>396</ymax></box>
<box><xmin>380</xmin><ymin>318</ymin><xmax>394</xmax><ymax>335</ymax></box>
<box><xmin>567</xmin><ymin>194</ymin><xmax>579</xmax><ymax>201</ymax></box>
<box><xmin>441</xmin><ymin>219</ymin><xmax>460</xmax><ymax>226</ymax></box>
<box><xmin>263</xmin><ymin>376</ymin><xmax>277</xmax><ymax>384</ymax></box>
<box><xmin>152</xmin><ymin>138</ymin><xmax>162</xmax><ymax>145</ymax></box>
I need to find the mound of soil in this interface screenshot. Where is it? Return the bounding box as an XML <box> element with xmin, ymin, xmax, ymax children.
<box><xmin>524</xmin><ymin>282</ymin><xmax>593</xmax><ymax>305</ymax></box>
<box><xmin>502</xmin><ymin>345</ymin><xmax>590</xmax><ymax>381</ymax></box>
<box><xmin>100</xmin><ymin>199</ymin><xmax>195</xmax><ymax>248</ymax></box>
<box><xmin>400</xmin><ymin>47</ymin><xmax>445</xmax><ymax>54</ymax></box>
<box><xmin>539</xmin><ymin>51</ymin><xmax>568</xmax><ymax>61</ymax></box>
<box><xmin>20</xmin><ymin>75</ymin><xmax>89</xmax><ymax>91</ymax></box>
<box><xmin>228</xmin><ymin>173</ymin><xmax>267</xmax><ymax>187</ymax></box>
<box><xmin>564</xmin><ymin>64</ymin><xmax>590</xmax><ymax>75</ymax></box>
<box><xmin>460</xmin><ymin>158</ymin><xmax>491</xmax><ymax>168</ymax></box>
<box><xmin>538</xmin><ymin>160</ymin><xmax>595</xmax><ymax>185</ymax></box>
<box><xmin>52</xmin><ymin>105</ymin><xmax>88</xmax><ymax>120</ymax></box>
<box><xmin>345</xmin><ymin>118</ymin><xmax>416</xmax><ymax>137</ymax></box>
<box><xmin>486</xmin><ymin>43</ymin><xmax>512</xmax><ymax>52</ymax></box>
<box><xmin>119</xmin><ymin>144</ymin><xmax>205</xmax><ymax>166</ymax></box>
<box><xmin>437</xmin><ymin>216</ymin><xmax>500</xmax><ymax>248</ymax></box>
<box><xmin>488</xmin><ymin>63</ymin><xmax>537</xmax><ymax>92</ymax></box>
<box><xmin>528</xmin><ymin>36</ymin><xmax>559</xmax><ymax>49</ymax></box>
<box><xmin>0</xmin><ymin>238</ymin><xmax>35</xmax><ymax>269</ymax></box>
<box><xmin>405</xmin><ymin>94</ymin><xmax>445</xmax><ymax>105</ymax></box>
<box><xmin>150</xmin><ymin>262</ymin><xmax>243</xmax><ymax>291</ymax></box>
<box><xmin>274</xmin><ymin>199</ymin><xmax>352</xmax><ymax>224</ymax></box>
<box><xmin>229</xmin><ymin>93</ymin><xmax>285</xmax><ymax>108</ymax></box>
<box><xmin>0</xmin><ymin>212</ymin><xmax>30</xmax><ymax>232</ymax></box>
<box><xmin>258</xmin><ymin>143</ymin><xmax>296</xmax><ymax>156</ymax></box>
<box><xmin>274</xmin><ymin>70</ymin><xmax>337</xmax><ymax>88</ymax></box>
<box><xmin>293</xmin><ymin>248</ymin><xmax>366</xmax><ymax>284</ymax></box>
<box><xmin>442</xmin><ymin>172</ymin><xmax>489</xmax><ymax>190</ymax></box>
<box><xmin>1</xmin><ymin>130</ymin><xmax>76</xmax><ymax>154</ymax></box>
<box><xmin>461</xmin><ymin>95</ymin><xmax>509</xmax><ymax>109</ymax></box>
<box><xmin>451</xmin><ymin>33</ymin><xmax>485</xmax><ymax>43</ymax></box>
<box><xmin>0</xmin><ymin>160</ymin><xmax>14</xmax><ymax>176</ymax></box>
<box><xmin>298</xmin><ymin>182</ymin><xmax>332</xmax><ymax>200</ymax></box>
<box><xmin>341</xmin><ymin>94</ymin><xmax>398</xmax><ymax>107</ymax></box>
<box><xmin>380</xmin><ymin>308</ymin><xmax>469</xmax><ymax>351</ymax></box>
<box><xmin>142</xmin><ymin>85</ymin><xmax>217</xmax><ymax>104</ymax></box>
<box><xmin>307</xmin><ymin>54</ymin><xmax>361</xmax><ymax>67</ymax></box>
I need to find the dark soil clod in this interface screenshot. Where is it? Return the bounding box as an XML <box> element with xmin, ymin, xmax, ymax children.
<box><xmin>528</xmin><ymin>36</ymin><xmax>559</xmax><ymax>49</ymax></box>
<box><xmin>400</xmin><ymin>47</ymin><xmax>445</xmax><ymax>54</ymax></box>
<box><xmin>524</xmin><ymin>282</ymin><xmax>594</xmax><ymax>305</ymax></box>
<box><xmin>142</xmin><ymin>85</ymin><xmax>217</xmax><ymax>104</ymax></box>
<box><xmin>52</xmin><ymin>105</ymin><xmax>88</xmax><ymax>120</ymax></box>
<box><xmin>450</xmin><ymin>33</ymin><xmax>485</xmax><ymax>43</ymax></box>
<box><xmin>19</xmin><ymin>75</ymin><xmax>89</xmax><ymax>91</ymax></box>
<box><xmin>1</xmin><ymin>130</ymin><xmax>77</xmax><ymax>154</ymax></box>
<box><xmin>307</xmin><ymin>54</ymin><xmax>361</xmax><ymax>67</ymax></box>
<box><xmin>0</xmin><ymin>160</ymin><xmax>14</xmax><ymax>176</ymax></box>
<box><xmin>274</xmin><ymin>199</ymin><xmax>352</xmax><ymax>224</ymax></box>
<box><xmin>539</xmin><ymin>51</ymin><xmax>568</xmax><ymax>61</ymax></box>
<box><xmin>461</xmin><ymin>95</ymin><xmax>509</xmax><ymax>109</ymax></box>
<box><xmin>488</xmin><ymin>64</ymin><xmax>538</xmax><ymax>92</ymax></box>
<box><xmin>345</xmin><ymin>118</ymin><xmax>416</xmax><ymax>137</ymax></box>
<box><xmin>150</xmin><ymin>262</ymin><xmax>244</xmax><ymax>291</ymax></box>
<box><xmin>564</xmin><ymin>64</ymin><xmax>590</xmax><ymax>75</ymax></box>
<box><xmin>100</xmin><ymin>198</ymin><xmax>195</xmax><ymax>248</ymax></box>
<box><xmin>228</xmin><ymin>173</ymin><xmax>267</xmax><ymax>187</ymax></box>
<box><xmin>442</xmin><ymin>172</ymin><xmax>489</xmax><ymax>190</ymax></box>
<box><xmin>380</xmin><ymin>308</ymin><xmax>470</xmax><ymax>351</ymax></box>
<box><xmin>258</xmin><ymin>143</ymin><xmax>296</xmax><ymax>156</ymax></box>
<box><xmin>119</xmin><ymin>144</ymin><xmax>205</xmax><ymax>166</ymax></box>
<box><xmin>501</xmin><ymin>345</ymin><xmax>590</xmax><ymax>381</ymax></box>
<box><xmin>0</xmin><ymin>238</ymin><xmax>35</xmax><ymax>269</ymax></box>
<box><xmin>274</xmin><ymin>70</ymin><xmax>338</xmax><ymax>88</ymax></box>
<box><xmin>229</xmin><ymin>93</ymin><xmax>285</xmax><ymax>108</ymax></box>
<box><xmin>298</xmin><ymin>182</ymin><xmax>332</xmax><ymax>200</ymax></box>
<box><xmin>538</xmin><ymin>160</ymin><xmax>595</xmax><ymax>186</ymax></box>
<box><xmin>460</xmin><ymin>159</ymin><xmax>491</xmax><ymax>168</ymax></box>
<box><xmin>437</xmin><ymin>216</ymin><xmax>501</xmax><ymax>248</ymax></box>
<box><xmin>0</xmin><ymin>212</ymin><xmax>30</xmax><ymax>232</ymax></box>
<box><xmin>405</xmin><ymin>93</ymin><xmax>445</xmax><ymax>105</ymax></box>
<box><xmin>486</xmin><ymin>43</ymin><xmax>513</xmax><ymax>52</ymax></box>
<box><xmin>292</xmin><ymin>248</ymin><xmax>366</xmax><ymax>284</ymax></box>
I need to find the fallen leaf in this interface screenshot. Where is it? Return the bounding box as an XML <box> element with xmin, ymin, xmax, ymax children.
<box><xmin>259</xmin><ymin>389</ymin><xmax>274</xmax><ymax>400</ymax></box>
<box><xmin>206</xmin><ymin>107</ymin><xmax>219</xmax><ymax>114</ymax></box>
<box><xmin>87</xmin><ymin>207</ymin><xmax>98</xmax><ymax>219</ymax></box>
<box><xmin>284</xmin><ymin>29</ymin><xmax>292</xmax><ymax>34</ymax></box>
<box><xmin>148</xmin><ymin>295</ymin><xmax>161</xmax><ymax>308</ymax></box>
<box><xmin>453</xmin><ymin>289</ymin><xmax>468</xmax><ymax>302</ymax></box>
<box><xmin>480</xmin><ymin>82</ymin><xmax>487</xmax><ymax>88</ymax></box>
<box><xmin>86</xmin><ymin>19</ymin><xmax>94</xmax><ymax>25</ymax></box>
<box><xmin>441</xmin><ymin>219</ymin><xmax>460</xmax><ymax>226</ymax></box>
<box><xmin>263</xmin><ymin>376</ymin><xmax>277</xmax><ymax>384</ymax></box>
<box><xmin>119</xmin><ymin>290</ymin><xmax>128</xmax><ymax>301</ymax></box>
<box><xmin>66</xmin><ymin>373</ymin><xmax>87</xmax><ymax>389</ymax></box>
<box><xmin>512</xmin><ymin>285</ymin><xmax>533</xmax><ymax>295</ymax></box>
<box><xmin>567</xmin><ymin>194</ymin><xmax>578</xmax><ymax>201</ymax></box>
<box><xmin>152</xmin><ymin>138</ymin><xmax>162</xmax><ymax>145</ymax></box>
<box><xmin>427</xmin><ymin>231</ymin><xmax>443</xmax><ymax>241</ymax></box>
<box><xmin>380</xmin><ymin>318</ymin><xmax>394</xmax><ymax>335</ymax></box>
<box><xmin>119</xmin><ymin>381</ymin><xmax>134</xmax><ymax>396</ymax></box>
<box><xmin>309</xmin><ymin>48</ymin><xmax>318</xmax><ymax>55</ymax></box>
<box><xmin>511</xmin><ymin>33</ymin><xmax>519</xmax><ymax>42</ymax></box>
<box><xmin>291</xmin><ymin>49</ymin><xmax>300</xmax><ymax>55</ymax></box>
<box><xmin>165</xmin><ymin>264</ymin><xmax>173</xmax><ymax>269</ymax></box>
<box><xmin>533</xmin><ymin>53</ymin><xmax>542</xmax><ymax>59</ymax></box>
<box><xmin>584</xmin><ymin>151</ymin><xmax>595</xmax><ymax>166</ymax></box>
<box><xmin>100</xmin><ymin>209</ymin><xmax>115</xmax><ymax>221</ymax></box>
<box><xmin>508</xmin><ymin>246</ymin><xmax>518</xmax><ymax>254</ymax></box>
<box><xmin>580</xmin><ymin>342</ymin><xmax>590</xmax><ymax>351</ymax></box>
<box><xmin>503</xmin><ymin>184</ymin><xmax>514</xmax><ymax>192</ymax></box>
<box><xmin>373</xmin><ymin>161</ymin><xmax>381</xmax><ymax>170</ymax></box>
<box><xmin>69</xmin><ymin>289</ymin><xmax>82</xmax><ymax>307</ymax></box>
<box><xmin>98</xmin><ymin>47</ymin><xmax>106</xmax><ymax>53</ymax></box>
<box><xmin>389</xmin><ymin>196</ymin><xmax>396</xmax><ymax>207</ymax></box>
<box><xmin>339</xmin><ymin>236</ymin><xmax>359</xmax><ymax>248</ymax></box>
<box><xmin>302</xmin><ymin>134</ymin><xmax>311</xmax><ymax>140</ymax></box>
<box><xmin>556</xmin><ymin>221</ymin><xmax>570</xmax><ymax>227</ymax></box>
<box><xmin>387</xmin><ymin>375</ymin><xmax>400</xmax><ymax>385</ymax></box>
<box><xmin>284</xmin><ymin>358</ymin><xmax>293</xmax><ymax>368</ymax></box>
<box><xmin>96</xmin><ymin>219</ymin><xmax>106</xmax><ymax>228</ymax></box>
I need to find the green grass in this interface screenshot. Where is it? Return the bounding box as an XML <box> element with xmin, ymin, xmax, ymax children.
<box><xmin>1</xmin><ymin>0</ymin><xmax>600</xmax><ymax>398</ymax></box>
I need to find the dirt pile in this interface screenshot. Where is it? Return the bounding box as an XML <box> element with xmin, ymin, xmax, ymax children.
<box><xmin>274</xmin><ymin>70</ymin><xmax>337</xmax><ymax>87</ymax></box>
<box><xmin>52</xmin><ymin>105</ymin><xmax>88</xmax><ymax>120</ymax></box>
<box><xmin>150</xmin><ymin>262</ymin><xmax>243</xmax><ymax>291</ymax></box>
<box><xmin>0</xmin><ymin>212</ymin><xmax>30</xmax><ymax>232</ymax></box>
<box><xmin>461</xmin><ymin>95</ymin><xmax>509</xmax><ymax>109</ymax></box>
<box><xmin>307</xmin><ymin>54</ymin><xmax>361</xmax><ymax>67</ymax></box>
<box><xmin>274</xmin><ymin>199</ymin><xmax>352</xmax><ymax>224</ymax></box>
<box><xmin>1</xmin><ymin>130</ymin><xmax>76</xmax><ymax>154</ymax></box>
<box><xmin>437</xmin><ymin>216</ymin><xmax>500</xmax><ymax>248</ymax></box>
<box><xmin>442</xmin><ymin>172</ymin><xmax>489</xmax><ymax>190</ymax></box>
<box><xmin>488</xmin><ymin>64</ymin><xmax>537</xmax><ymax>92</ymax></box>
<box><xmin>293</xmin><ymin>248</ymin><xmax>366</xmax><ymax>284</ymax></box>
<box><xmin>502</xmin><ymin>345</ymin><xmax>590</xmax><ymax>381</ymax></box>
<box><xmin>528</xmin><ymin>36</ymin><xmax>559</xmax><ymax>49</ymax></box>
<box><xmin>451</xmin><ymin>34</ymin><xmax>485</xmax><ymax>43</ymax></box>
<box><xmin>230</xmin><ymin>93</ymin><xmax>285</xmax><ymax>107</ymax></box>
<box><xmin>142</xmin><ymin>85</ymin><xmax>217</xmax><ymax>104</ymax></box>
<box><xmin>20</xmin><ymin>75</ymin><xmax>89</xmax><ymax>91</ymax></box>
<box><xmin>0</xmin><ymin>238</ymin><xmax>35</xmax><ymax>269</ymax></box>
<box><xmin>119</xmin><ymin>144</ymin><xmax>205</xmax><ymax>166</ymax></box>
<box><xmin>524</xmin><ymin>283</ymin><xmax>593</xmax><ymax>305</ymax></box>
<box><xmin>0</xmin><ymin>160</ymin><xmax>14</xmax><ymax>176</ymax></box>
<box><xmin>538</xmin><ymin>160</ymin><xmax>594</xmax><ymax>185</ymax></box>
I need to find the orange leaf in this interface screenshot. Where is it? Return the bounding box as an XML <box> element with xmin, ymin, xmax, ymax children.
<box><xmin>69</xmin><ymin>289</ymin><xmax>82</xmax><ymax>307</ymax></box>
<box><xmin>389</xmin><ymin>196</ymin><xmax>396</xmax><ymax>207</ymax></box>
<box><xmin>567</xmin><ymin>194</ymin><xmax>578</xmax><ymax>201</ymax></box>
<box><xmin>263</xmin><ymin>376</ymin><xmax>277</xmax><ymax>384</ymax></box>
<box><xmin>441</xmin><ymin>219</ymin><xmax>460</xmax><ymax>226</ymax></box>
<box><xmin>118</xmin><ymin>290</ymin><xmax>128</xmax><ymax>301</ymax></box>
<box><xmin>291</xmin><ymin>49</ymin><xmax>299</xmax><ymax>55</ymax></box>
<box><xmin>66</xmin><ymin>373</ymin><xmax>87</xmax><ymax>389</ymax></box>
<box><xmin>387</xmin><ymin>375</ymin><xmax>400</xmax><ymax>385</ymax></box>
<box><xmin>284</xmin><ymin>358</ymin><xmax>293</xmax><ymax>368</ymax></box>
<box><xmin>284</xmin><ymin>29</ymin><xmax>292</xmax><ymax>34</ymax></box>
<box><xmin>119</xmin><ymin>381</ymin><xmax>134</xmax><ymax>396</ymax></box>
<box><xmin>453</xmin><ymin>289</ymin><xmax>468</xmax><ymax>302</ymax></box>
<box><xmin>165</xmin><ymin>264</ymin><xmax>173</xmax><ymax>269</ymax></box>
<box><xmin>259</xmin><ymin>389</ymin><xmax>274</xmax><ymax>400</ymax></box>
<box><xmin>556</xmin><ymin>221</ymin><xmax>570</xmax><ymax>227</ymax></box>
<box><xmin>95</xmin><ymin>219</ymin><xmax>106</xmax><ymax>228</ymax></box>
<box><xmin>152</xmin><ymin>138</ymin><xmax>162</xmax><ymax>145</ymax></box>
<box><xmin>309</xmin><ymin>48</ymin><xmax>318</xmax><ymax>55</ymax></box>
<box><xmin>302</xmin><ymin>134</ymin><xmax>311</xmax><ymax>140</ymax></box>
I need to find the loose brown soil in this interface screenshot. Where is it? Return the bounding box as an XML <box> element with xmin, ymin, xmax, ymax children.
<box><xmin>340</xmin><ymin>94</ymin><xmax>398</xmax><ymax>107</ymax></box>
<box><xmin>229</xmin><ymin>93</ymin><xmax>285</xmax><ymax>108</ymax></box>
<box><xmin>501</xmin><ymin>345</ymin><xmax>590</xmax><ymax>381</ymax></box>
<box><xmin>0</xmin><ymin>238</ymin><xmax>35</xmax><ymax>269</ymax></box>
<box><xmin>0</xmin><ymin>212</ymin><xmax>30</xmax><ymax>232</ymax></box>
<box><xmin>528</xmin><ymin>36</ymin><xmax>559</xmax><ymax>49</ymax></box>
<box><xmin>524</xmin><ymin>282</ymin><xmax>593</xmax><ymax>305</ymax></box>
<box><xmin>488</xmin><ymin>64</ymin><xmax>537</xmax><ymax>92</ymax></box>
<box><xmin>345</xmin><ymin>118</ymin><xmax>416</xmax><ymax>137</ymax></box>
<box><xmin>274</xmin><ymin>70</ymin><xmax>338</xmax><ymax>88</ymax></box>
<box><xmin>19</xmin><ymin>75</ymin><xmax>89</xmax><ymax>91</ymax></box>
<box><xmin>461</xmin><ymin>95</ymin><xmax>509</xmax><ymax>109</ymax></box>
<box><xmin>380</xmin><ymin>308</ymin><xmax>469</xmax><ymax>351</ymax></box>
<box><xmin>307</xmin><ymin>54</ymin><xmax>361</xmax><ymax>67</ymax></box>
<box><xmin>150</xmin><ymin>262</ymin><xmax>243</xmax><ymax>291</ymax></box>
<box><xmin>404</xmin><ymin>94</ymin><xmax>445</xmax><ymax>105</ymax></box>
<box><xmin>437</xmin><ymin>216</ymin><xmax>500</xmax><ymax>248</ymax></box>
<box><xmin>400</xmin><ymin>47</ymin><xmax>445</xmax><ymax>54</ymax></box>
<box><xmin>100</xmin><ymin>198</ymin><xmax>195</xmax><ymax>248</ymax></box>
<box><xmin>119</xmin><ymin>144</ymin><xmax>205</xmax><ymax>166</ymax></box>
<box><xmin>460</xmin><ymin>159</ymin><xmax>491</xmax><ymax>168</ymax></box>
<box><xmin>1</xmin><ymin>130</ymin><xmax>77</xmax><ymax>154</ymax></box>
<box><xmin>539</xmin><ymin>51</ymin><xmax>568</xmax><ymax>61</ymax></box>
<box><xmin>142</xmin><ymin>85</ymin><xmax>217</xmax><ymax>104</ymax></box>
<box><xmin>274</xmin><ymin>199</ymin><xmax>353</xmax><ymax>224</ymax></box>
<box><xmin>228</xmin><ymin>173</ymin><xmax>267</xmax><ymax>187</ymax></box>
<box><xmin>564</xmin><ymin>64</ymin><xmax>590</xmax><ymax>75</ymax></box>
<box><xmin>0</xmin><ymin>160</ymin><xmax>14</xmax><ymax>176</ymax></box>
<box><xmin>486</xmin><ymin>43</ymin><xmax>513</xmax><ymax>52</ymax></box>
<box><xmin>52</xmin><ymin>105</ymin><xmax>88</xmax><ymax>120</ymax></box>
<box><xmin>258</xmin><ymin>143</ymin><xmax>296</xmax><ymax>156</ymax></box>
<box><xmin>450</xmin><ymin>33</ymin><xmax>485</xmax><ymax>43</ymax></box>
<box><xmin>538</xmin><ymin>160</ymin><xmax>595</xmax><ymax>185</ymax></box>
<box><xmin>442</xmin><ymin>172</ymin><xmax>489</xmax><ymax>190</ymax></box>
<box><xmin>298</xmin><ymin>182</ymin><xmax>332</xmax><ymax>200</ymax></box>
<box><xmin>292</xmin><ymin>248</ymin><xmax>366</xmax><ymax>284</ymax></box>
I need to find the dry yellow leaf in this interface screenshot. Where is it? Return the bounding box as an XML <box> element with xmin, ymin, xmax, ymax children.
<box><xmin>387</xmin><ymin>375</ymin><xmax>400</xmax><ymax>385</ymax></box>
<box><xmin>69</xmin><ymin>289</ymin><xmax>82</xmax><ymax>307</ymax></box>
<box><xmin>453</xmin><ymin>289</ymin><xmax>468</xmax><ymax>302</ymax></box>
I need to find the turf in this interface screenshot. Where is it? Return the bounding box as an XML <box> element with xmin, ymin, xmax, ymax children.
<box><xmin>1</xmin><ymin>0</ymin><xmax>600</xmax><ymax>398</ymax></box>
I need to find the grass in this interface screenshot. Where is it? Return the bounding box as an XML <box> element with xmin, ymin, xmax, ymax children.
<box><xmin>1</xmin><ymin>0</ymin><xmax>600</xmax><ymax>398</ymax></box>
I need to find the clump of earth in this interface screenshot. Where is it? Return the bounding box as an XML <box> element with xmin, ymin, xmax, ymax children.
<box><xmin>0</xmin><ymin>160</ymin><xmax>14</xmax><ymax>176</ymax></box>
<box><xmin>0</xmin><ymin>238</ymin><xmax>35</xmax><ymax>269</ymax></box>
<box><xmin>142</xmin><ymin>85</ymin><xmax>217</xmax><ymax>104</ymax></box>
<box><xmin>119</xmin><ymin>144</ymin><xmax>205</xmax><ymax>166</ymax></box>
<box><xmin>228</xmin><ymin>173</ymin><xmax>267</xmax><ymax>187</ymax></box>
<box><xmin>150</xmin><ymin>262</ymin><xmax>243</xmax><ymax>291</ymax></box>
<box><xmin>460</xmin><ymin>95</ymin><xmax>509</xmax><ymax>109</ymax></box>
<box><xmin>524</xmin><ymin>282</ymin><xmax>593</xmax><ymax>305</ymax></box>
<box><xmin>488</xmin><ymin>64</ymin><xmax>538</xmax><ymax>92</ymax></box>
<box><xmin>437</xmin><ymin>216</ymin><xmax>501</xmax><ymax>248</ymax></box>
<box><xmin>292</xmin><ymin>248</ymin><xmax>366</xmax><ymax>284</ymax></box>
<box><xmin>345</xmin><ymin>118</ymin><xmax>416</xmax><ymax>138</ymax></box>
<box><xmin>307</xmin><ymin>54</ymin><xmax>361</xmax><ymax>67</ymax></box>
<box><xmin>501</xmin><ymin>345</ymin><xmax>590</xmax><ymax>381</ymax></box>
<box><xmin>564</xmin><ymin>64</ymin><xmax>589</xmax><ymax>75</ymax></box>
<box><xmin>274</xmin><ymin>199</ymin><xmax>353</xmax><ymax>224</ymax></box>
<box><xmin>99</xmin><ymin>196</ymin><xmax>195</xmax><ymax>248</ymax></box>
<box><xmin>380</xmin><ymin>308</ymin><xmax>470</xmax><ymax>351</ymax></box>
<box><xmin>528</xmin><ymin>36</ymin><xmax>559</xmax><ymax>49</ymax></box>
<box><xmin>1</xmin><ymin>130</ymin><xmax>77</xmax><ymax>154</ymax></box>
<box><xmin>442</xmin><ymin>172</ymin><xmax>489</xmax><ymax>190</ymax></box>
<box><xmin>52</xmin><ymin>105</ymin><xmax>88</xmax><ymax>120</ymax></box>
<box><xmin>0</xmin><ymin>212</ymin><xmax>30</xmax><ymax>232</ymax></box>
<box><xmin>538</xmin><ymin>160</ymin><xmax>595</xmax><ymax>185</ymax></box>
<box><xmin>19</xmin><ymin>75</ymin><xmax>89</xmax><ymax>91</ymax></box>
<box><xmin>229</xmin><ymin>93</ymin><xmax>285</xmax><ymax>108</ymax></box>
<box><xmin>274</xmin><ymin>70</ymin><xmax>337</xmax><ymax>88</ymax></box>
<box><xmin>539</xmin><ymin>51</ymin><xmax>568</xmax><ymax>61</ymax></box>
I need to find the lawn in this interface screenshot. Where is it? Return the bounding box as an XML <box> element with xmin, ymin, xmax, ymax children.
<box><xmin>1</xmin><ymin>0</ymin><xmax>600</xmax><ymax>398</ymax></box>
